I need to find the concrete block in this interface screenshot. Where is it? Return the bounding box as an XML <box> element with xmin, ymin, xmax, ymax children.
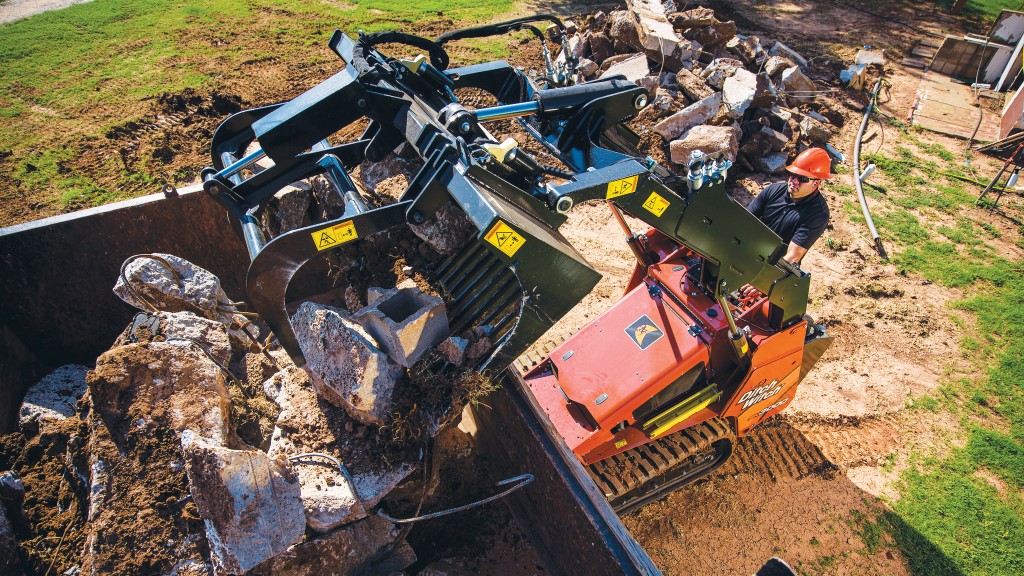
<box><xmin>291</xmin><ymin>302</ymin><xmax>404</xmax><ymax>425</ymax></box>
<box><xmin>352</xmin><ymin>288</ymin><xmax>449</xmax><ymax>369</ymax></box>
<box><xmin>654</xmin><ymin>92</ymin><xmax>721</xmax><ymax>140</ymax></box>
<box><xmin>181</xmin><ymin>430</ymin><xmax>306</xmax><ymax>575</ymax></box>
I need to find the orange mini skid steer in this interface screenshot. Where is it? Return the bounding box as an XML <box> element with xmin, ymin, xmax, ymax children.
<box><xmin>519</xmin><ymin>224</ymin><xmax>832</xmax><ymax>513</ymax></box>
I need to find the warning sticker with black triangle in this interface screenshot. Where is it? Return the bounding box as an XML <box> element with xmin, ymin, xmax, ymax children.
<box><xmin>484</xmin><ymin>220</ymin><xmax>525</xmax><ymax>257</ymax></box>
<box><xmin>310</xmin><ymin>220</ymin><xmax>358</xmax><ymax>251</ymax></box>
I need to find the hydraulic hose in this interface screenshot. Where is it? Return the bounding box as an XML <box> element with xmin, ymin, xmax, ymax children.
<box><xmin>854</xmin><ymin>79</ymin><xmax>889</xmax><ymax>260</ymax></box>
<box><xmin>350</xmin><ymin>30</ymin><xmax>450</xmax><ymax>76</ymax></box>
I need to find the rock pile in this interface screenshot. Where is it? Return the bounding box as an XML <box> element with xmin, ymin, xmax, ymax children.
<box><xmin>3</xmin><ymin>252</ymin><xmax>494</xmax><ymax>575</ymax></box>
<box><xmin>563</xmin><ymin>1</ymin><xmax>841</xmax><ymax>173</ymax></box>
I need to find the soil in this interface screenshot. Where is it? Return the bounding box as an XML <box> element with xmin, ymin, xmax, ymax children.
<box><xmin>4</xmin><ymin>0</ymin><xmax>1022</xmax><ymax>574</ymax></box>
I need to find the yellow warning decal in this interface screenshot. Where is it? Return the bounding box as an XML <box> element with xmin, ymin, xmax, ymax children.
<box><xmin>641</xmin><ymin>191</ymin><xmax>671</xmax><ymax>217</ymax></box>
<box><xmin>311</xmin><ymin>220</ymin><xmax>358</xmax><ymax>251</ymax></box>
<box><xmin>614</xmin><ymin>439</ymin><xmax>628</xmax><ymax>449</ymax></box>
<box><xmin>484</xmin><ymin>220</ymin><xmax>526</xmax><ymax>257</ymax></box>
<box><xmin>606</xmin><ymin>175</ymin><xmax>639</xmax><ymax>199</ymax></box>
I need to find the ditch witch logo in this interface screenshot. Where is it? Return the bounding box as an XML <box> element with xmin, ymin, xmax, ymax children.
<box><xmin>624</xmin><ymin>314</ymin><xmax>664</xmax><ymax>350</ymax></box>
<box><xmin>736</xmin><ymin>379</ymin><xmax>783</xmax><ymax>410</ymax></box>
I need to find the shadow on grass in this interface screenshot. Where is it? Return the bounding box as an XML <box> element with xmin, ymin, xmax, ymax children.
<box><xmin>881</xmin><ymin>511</ymin><xmax>968</xmax><ymax>576</ymax></box>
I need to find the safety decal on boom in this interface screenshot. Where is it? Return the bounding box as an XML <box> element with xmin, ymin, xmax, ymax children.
<box><xmin>311</xmin><ymin>220</ymin><xmax>358</xmax><ymax>251</ymax></box>
<box><xmin>606</xmin><ymin>175</ymin><xmax>639</xmax><ymax>199</ymax></box>
<box><xmin>624</xmin><ymin>314</ymin><xmax>664</xmax><ymax>350</ymax></box>
<box><xmin>485</xmin><ymin>220</ymin><xmax>525</xmax><ymax>257</ymax></box>
<box><xmin>641</xmin><ymin>192</ymin><xmax>670</xmax><ymax>217</ymax></box>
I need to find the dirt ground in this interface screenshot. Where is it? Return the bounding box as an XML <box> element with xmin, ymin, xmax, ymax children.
<box><xmin>4</xmin><ymin>0</ymin><xmax>1022</xmax><ymax>574</ymax></box>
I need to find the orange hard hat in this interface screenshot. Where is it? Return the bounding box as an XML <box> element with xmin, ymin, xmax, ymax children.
<box><xmin>786</xmin><ymin>147</ymin><xmax>833</xmax><ymax>180</ymax></box>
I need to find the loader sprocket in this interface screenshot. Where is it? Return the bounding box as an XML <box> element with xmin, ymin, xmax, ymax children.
<box><xmin>586</xmin><ymin>417</ymin><xmax>735</xmax><ymax>515</ymax></box>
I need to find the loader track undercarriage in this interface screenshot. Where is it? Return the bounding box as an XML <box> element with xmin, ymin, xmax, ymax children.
<box><xmin>586</xmin><ymin>418</ymin><xmax>735</xmax><ymax>515</ymax></box>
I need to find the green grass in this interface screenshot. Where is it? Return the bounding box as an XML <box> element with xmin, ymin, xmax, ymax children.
<box><xmin>0</xmin><ymin>0</ymin><xmax>516</xmax><ymax>212</ymax></box>
<box><xmin>856</xmin><ymin>141</ymin><xmax>1024</xmax><ymax>574</ymax></box>
<box><xmin>941</xmin><ymin>0</ymin><xmax>1024</xmax><ymax>21</ymax></box>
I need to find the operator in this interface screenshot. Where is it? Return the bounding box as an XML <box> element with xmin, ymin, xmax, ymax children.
<box><xmin>740</xmin><ymin>147</ymin><xmax>831</xmax><ymax>298</ymax></box>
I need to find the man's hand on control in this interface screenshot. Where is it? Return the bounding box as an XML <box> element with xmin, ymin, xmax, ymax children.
<box><xmin>739</xmin><ymin>284</ymin><xmax>761</xmax><ymax>299</ymax></box>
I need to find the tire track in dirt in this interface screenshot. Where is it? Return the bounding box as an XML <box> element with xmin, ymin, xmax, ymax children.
<box><xmin>720</xmin><ymin>419</ymin><xmax>838</xmax><ymax>483</ymax></box>
<box><xmin>792</xmin><ymin>414</ymin><xmax>903</xmax><ymax>469</ymax></box>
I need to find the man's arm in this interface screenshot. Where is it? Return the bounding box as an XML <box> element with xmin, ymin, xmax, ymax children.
<box><xmin>782</xmin><ymin>241</ymin><xmax>809</xmax><ymax>264</ymax></box>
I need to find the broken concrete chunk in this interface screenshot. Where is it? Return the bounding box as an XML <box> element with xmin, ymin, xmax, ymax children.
<box><xmin>266</xmin><ymin>370</ymin><xmax>367</xmax><ymax>533</ymax></box>
<box><xmin>752</xmin><ymin>73</ymin><xmax>779</xmax><ymax>109</ymax></box>
<box><xmin>753</xmin><ymin>152</ymin><xmax>789</xmax><ymax>174</ymax></box>
<box><xmin>764</xmin><ymin>55</ymin><xmax>796</xmax><ymax>77</ymax></box>
<box><xmin>722</xmin><ymin>68</ymin><xmax>757</xmax><ymax>118</ymax></box>
<box><xmin>352</xmin><ymin>463</ymin><xmax>417</xmax><ymax>509</ymax></box>
<box><xmin>609</xmin><ymin>11</ymin><xmax>643</xmax><ymax>53</ymax></box>
<box><xmin>654</xmin><ymin>92</ymin><xmax>721</xmax><ymax>140</ymax></box>
<box><xmin>726</xmin><ymin>35</ymin><xmax>762</xmax><ymax>65</ymax></box>
<box><xmin>599</xmin><ymin>54</ymin><xmax>650</xmax><ymax>83</ymax></box>
<box><xmin>157</xmin><ymin>311</ymin><xmax>233</xmax><ymax>366</ymax></box>
<box><xmin>589</xmin><ymin>31</ymin><xmax>614</xmax><ymax>63</ymax></box>
<box><xmin>437</xmin><ymin>336</ymin><xmax>470</xmax><ymax>366</ymax></box>
<box><xmin>577</xmin><ymin>57</ymin><xmax>599</xmax><ymax>78</ymax></box>
<box><xmin>260</xmin><ymin>184</ymin><xmax>311</xmax><ymax>238</ymax></box>
<box><xmin>687</xmin><ymin>21</ymin><xmax>736</xmax><ymax>48</ymax></box>
<box><xmin>358</xmin><ymin>153</ymin><xmax>416</xmax><ymax>192</ymax></box>
<box><xmin>769</xmin><ymin>40</ymin><xmax>808</xmax><ymax>68</ymax></box>
<box><xmin>410</xmin><ymin>201</ymin><xmax>474</xmax><ymax>255</ymax></box>
<box><xmin>353</xmin><ymin>287</ymin><xmax>449</xmax><ymax>369</ymax></box>
<box><xmin>670</xmin><ymin>124</ymin><xmax>741</xmax><ymax>163</ymax></box>
<box><xmin>669</xmin><ymin>7</ymin><xmax>717</xmax><ymax>29</ymax></box>
<box><xmin>292</xmin><ymin>302</ymin><xmax>404</xmax><ymax>425</ymax></box>
<box><xmin>675</xmin><ymin>67</ymin><xmax>714</xmax><ymax>102</ymax></box>
<box><xmin>88</xmin><ymin>341</ymin><xmax>232</xmax><ymax>445</ymax></box>
<box><xmin>19</xmin><ymin>364</ymin><xmax>88</xmax><ymax>429</ymax></box>
<box><xmin>114</xmin><ymin>253</ymin><xmax>229</xmax><ymax>320</ymax></box>
<box><xmin>780</xmin><ymin>66</ymin><xmax>817</xmax><ymax>104</ymax></box>
<box><xmin>800</xmin><ymin>115</ymin><xmax>832</xmax><ymax>144</ymax></box>
<box><xmin>639</xmin><ymin>74</ymin><xmax>661</xmax><ymax>96</ymax></box>
<box><xmin>855</xmin><ymin>49</ymin><xmax>885</xmax><ymax>66</ymax></box>
<box><xmin>249</xmin><ymin>515</ymin><xmax>416</xmax><ymax>576</ymax></box>
<box><xmin>701</xmin><ymin>57</ymin><xmax>743</xmax><ymax>90</ymax></box>
<box><xmin>181</xmin><ymin>430</ymin><xmax>305</xmax><ymax>575</ymax></box>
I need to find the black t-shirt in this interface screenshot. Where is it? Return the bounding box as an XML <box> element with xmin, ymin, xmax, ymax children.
<box><xmin>746</xmin><ymin>181</ymin><xmax>830</xmax><ymax>249</ymax></box>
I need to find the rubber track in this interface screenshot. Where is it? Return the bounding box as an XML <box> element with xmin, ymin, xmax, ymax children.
<box><xmin>585</xmin><ymin>417</ymin><xmax>734</xmax><ymax>501</ymax></box>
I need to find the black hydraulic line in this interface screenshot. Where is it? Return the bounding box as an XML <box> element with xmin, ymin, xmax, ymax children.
<box><xmin>854</xmin><ymin>79</ymin><xmax>889</xmax><ymax>260</ymax></box>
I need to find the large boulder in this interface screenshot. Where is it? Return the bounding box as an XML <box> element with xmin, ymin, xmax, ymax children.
<box><xmin>653</xmin><ymin>92</ymin><xmax>722</xmax><ymax>140</ymax></box>
<box><xmin>181</xmin><ymin>431</ymin><xmax>306</xmax><ymax>575</ymax></box>
<box><xmin>291</xmin><ymin>302</ymin><xmax>405</xmax><ymax>426</ymax></box>
<box><xmin>670</xmin><ymin>124</ymin><xmax>741</xmax><ymax>163</ymax></box>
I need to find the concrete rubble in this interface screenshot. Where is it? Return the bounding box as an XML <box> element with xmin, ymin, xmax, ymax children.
<box><xmin>353</xmin><ymin>287</ymin><xmax>449</xmax><ymax>369</ymax></box>
<box><xmin>18</xmin><ymin>364</ymin><xmax>89</xmax><ymax>430</ymax></box>
<box><xmin>551</xmin><ymin>3</ymin><xmax>838</xmax><ymax>175</ymax></box>
<box><xmin>291</xmin><ymin>302</ymin><xmax>405</xmax><ymax>426</ymax></box>
<box><xmin>181</xmin><ymin>430</ymin><xmax>306</xmax><ymax>574</ymax></box>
